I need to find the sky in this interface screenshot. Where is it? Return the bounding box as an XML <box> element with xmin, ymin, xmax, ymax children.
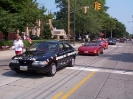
<box><xmin>36</xmin><ymin>0</ymin><xmax>133</xmax><ymax>34</ymax></box>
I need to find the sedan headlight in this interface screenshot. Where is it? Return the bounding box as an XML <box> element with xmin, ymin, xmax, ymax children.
<box><xmin>94</xmin><ymin>50</ymin><xmax>97</xmax><ymax>53</ymax></box>
<box><xmin>11</xmin><ymin>59</ymin><xmax>19</xmax><ymax>63</ymax></box>
<box><xmin>32</xmin><ymin>61</ymin><xmax>48</xmax><ymax>66</ymax></box>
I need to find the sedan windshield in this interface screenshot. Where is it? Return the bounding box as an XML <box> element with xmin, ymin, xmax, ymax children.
<box><xmin>84</xmin><ymin>42</ymin><xmax>98</xmax><ymax>46</ymax></box>
<box><xmin>28</xmin><ymin>42</ymin><xmax>59</xmax><ymax>52</ymax></box>
<box><xmin>108</xmin><ymin>38</ymin><xmax>115</xmax><ymax>41</ymax></box>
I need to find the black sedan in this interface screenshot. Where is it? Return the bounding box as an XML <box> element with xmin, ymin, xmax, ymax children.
<box><xmin>108</xmin><ymin>38</ymin><xmax>116</xmax><ymax>45</ymax></box>
<box><xmin>119</xmin><ymin>38</ymin><xmax>125</xmax><ymax>43</ymax></box>
<box><xmin>9</xmin><ymin>40</ymin><xmax>77</xmax><ymax>76</ymax></box>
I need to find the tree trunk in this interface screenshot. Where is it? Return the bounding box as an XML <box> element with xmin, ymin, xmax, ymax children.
<box><xmin>3</xmin><ymin>32</ymin><xmax>8</xmax><ymax>40</ymax></box>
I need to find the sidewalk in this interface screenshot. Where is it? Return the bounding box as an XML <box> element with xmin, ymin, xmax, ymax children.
<box><xmin>0</xmin><ymin>50</ymin><xmax>15</xmax><ymax>66</ymax></box>
<box><xmin>71</xmin><ymin>42</ymin><xmax>83</xmax><ymax>48</ymax></box>
<box><xmin>0</xmin><ymin>50</ymin><xmax>15</xmax><ymax>58</ymax></box>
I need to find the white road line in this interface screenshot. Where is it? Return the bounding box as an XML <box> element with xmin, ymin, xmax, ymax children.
<box><xmin>111</xmin><ymin>45</ymin><xmax>123</xmax><ymax>47</ymax></box>
<box><xmin>0</xmin><ymin>77</ymin><xmax>21</xmax><ymax>87</ymax></box>
<box><xmin>66</xmin><ymin>67</ymin><xmax>133</xmax><ymax>75</ymax></box>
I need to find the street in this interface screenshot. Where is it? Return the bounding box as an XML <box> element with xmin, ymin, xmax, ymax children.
<box><xmin>0</xmin><ymin>42</ymin><xmax>133</xmax><ymax>99</ymax></box>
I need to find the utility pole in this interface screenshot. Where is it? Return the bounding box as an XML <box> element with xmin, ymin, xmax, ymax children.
<box><xmin>68</xmin><ymin>0</ymin><xmax>70</xmax><ymax>43</ymax></box>
<box><xmin>73</xmin><ymin>0</ymin><xmax>76</xmax><ymax>46</ymax></box>
<box><xmin>105</xmin><ymin>30</ymin><xmax>106</xmax><ymax>38</ymax></box>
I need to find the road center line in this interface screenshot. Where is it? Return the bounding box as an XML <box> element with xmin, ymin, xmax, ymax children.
<box><xmin>52</xmin><ymin>92</ymin><xmax>63</xmax><ymax>99</ymax></box>
<box><xmin>60</xmin><ymin>71</ymin><xmax>95</xmax><ymax>99</ymax></box>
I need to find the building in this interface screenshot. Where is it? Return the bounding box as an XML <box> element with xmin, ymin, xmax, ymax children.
<box><xmin>48</xmin><ymin>19</ymin><xmax>67</xmax><ymax>40</ymax></box>
<box><xmin>53</xmin><ymin>29</ymin><xmax>67</xmax><ymax>40</ymax></box>
<box><xmin>23</xmin><ymin>19</ymin><xmax>67</xmax><ymax>40</ymax></box>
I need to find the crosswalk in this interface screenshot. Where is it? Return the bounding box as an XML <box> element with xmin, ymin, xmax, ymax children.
<box><xmin>66</xmin><ymin>66</ymin><xmax>133</xmax><ymax>75</ymax></box>
<box><xmin>110</xmin><ymin>45</ymin><xmax>123</xmax><ymax>47</ymax></box>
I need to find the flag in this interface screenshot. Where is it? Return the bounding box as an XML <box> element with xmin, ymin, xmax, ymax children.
<box><xmin>2</xmin><ymin>46</ymin><xmax>9</xmax><ymax>49</ymax></box>
<box><xmin>25</xmin><ymin>36</ymin><xmax>32</xmax><ymax>44</ymax></box>
<box><xmin>100</xmin><ymin>33</ymin><xmax>104</xmax><ymax>37</ymax></box>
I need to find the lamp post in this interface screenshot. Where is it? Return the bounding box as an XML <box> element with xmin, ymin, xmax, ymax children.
<box><xmin>111</xmin><ymin>30</ymin><xmax>112</xmax><ymax>38</ymax></box>
<box><xmin>111</xmin><ymin>28</ymin><xmax>119</xmax><ymax>38</ymax></box>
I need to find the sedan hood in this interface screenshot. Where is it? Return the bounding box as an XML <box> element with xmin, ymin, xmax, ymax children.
<box><xmin>12</xmin><ymin>51</ymin><xmax>56</xmax><ymax>61</ymax></box>
<box><xmin>79</xmin><ymin>46</ymin><xmax>98</xmax><ymax>50</ymax></box>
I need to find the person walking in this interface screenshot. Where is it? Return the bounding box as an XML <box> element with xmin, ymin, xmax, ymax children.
<box><xmin>132</xmin><ymin>38</ymin><xmax>133</xmax><ymax>45</ymax></box>
<box><xmin>13</xmin><ymin>35</ymin><xmax>24</xmax><ymax>55</ymax></box>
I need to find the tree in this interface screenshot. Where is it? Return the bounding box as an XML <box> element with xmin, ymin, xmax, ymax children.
<box><xmin>53</xmin><ymin>0</ymin><xmax>128</xmax><ymax>39</ymax></box>
<box><xmin>41</xmin><ymin>24</ymin><xmax>51</xmax><ymax>39</ymax></box>
<box><xmin>0</xmin><ymin>0</ymin><xmax>47</xmax><ymax>40</ymax></box>
<box><xmin>53</xmin><ymin>0</ymin><xmax>108</xmax><ymax>38</ymax></box>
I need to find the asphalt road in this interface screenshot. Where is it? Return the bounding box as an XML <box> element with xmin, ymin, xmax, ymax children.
<box><xmin>0</xmin><ymin>42</ymin><xmax>133</xmax><ymax>99</ymax></box>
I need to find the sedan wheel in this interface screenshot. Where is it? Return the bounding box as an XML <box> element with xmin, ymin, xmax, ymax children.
<box><xmin>100</xmin><ymin>48</ymin><xmax>104</xmax><ymax>54</ymax></box>
<box><xmin>47</xmin><ymin>62</ymin><xmax>56</xmax><ymax>76</ymax></box>
<box><xmin>97</xmin><ymin>50</ymin><xmax>100</xmax><ymax>56</ymax></box>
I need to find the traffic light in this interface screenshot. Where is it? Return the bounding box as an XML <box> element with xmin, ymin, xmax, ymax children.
<box><xmin>83</xmin><ymin>6</ymin><xmax>87</xmax><ymax>13</ymax></box>
<box><xmin>93</xmin><ymin>2</ymin><xmax>98</xmax><ymax>10</ymax></box>
<box><xmin>97</xmin><ymin>2</ymin><xmax>101</xmax><ymax>10</ymax></box>
<box><xmin>93</xmin><ymin>2</ymin><xmax>101</xmax><ymax>10</ymax></box>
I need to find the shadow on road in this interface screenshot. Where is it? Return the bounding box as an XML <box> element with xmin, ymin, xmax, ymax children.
<box><xmin>103</xmin><ymin>52</ymin><xmax>133</xmax><ymax>63</ymax></box>
<box><xmin>2</xmin><ymin>66</ymin><xmax>66</xmax><ymax>79</ymax></box>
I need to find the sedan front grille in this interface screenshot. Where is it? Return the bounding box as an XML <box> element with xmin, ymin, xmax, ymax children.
<box><xmin>19</xmin><ymin>60</ymin><xmax>33</xmax><ymax>65</ymax></box>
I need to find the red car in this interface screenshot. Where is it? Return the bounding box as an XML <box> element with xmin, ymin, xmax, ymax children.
<box><xmin>101</xmin><ymin>40</ymin><xmax>108</xmax><ymax>49</ymax></box>
<box><xmin>96</xmin><ymin>40</ymin><xmax>108</xmax><ymax>50</ymax></box>
<box><xmin>78</xmin><ymin>42</ymin><xmax>104</xmax><ymax>56</ymax></box>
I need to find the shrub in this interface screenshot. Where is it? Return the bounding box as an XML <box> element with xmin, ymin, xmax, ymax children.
<box><xmin>0</xmin><ymin>40</ymin><xmax>13</xmax><ymax>48</ymax></box>
<box><xmin>0</xmin><ymin>40</ymin><xmax>44</xmax><ymax>49</ymax></box>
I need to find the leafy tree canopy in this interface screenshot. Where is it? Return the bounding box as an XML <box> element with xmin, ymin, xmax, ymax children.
<box><xmin>53</xmin><ymin>0</ymin><xmax>129</xmax><ymax>38</ymax></box>
<box><xmin>0</xmin><ymin>0</ymin><xmax>47</xmax><ymax>34</ymax></box>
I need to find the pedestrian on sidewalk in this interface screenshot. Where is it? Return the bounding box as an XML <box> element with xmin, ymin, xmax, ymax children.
<box><xmin>22</xmin><ymin>33</ymin><xmax>32</xmax><ymax>44</ymax></box>
<box><xmin>13</xmin><ymin>34</ymin><xmax>24</xmax><ymax>55</ymax></box>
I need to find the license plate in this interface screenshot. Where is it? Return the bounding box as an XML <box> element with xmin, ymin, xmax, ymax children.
<box><xmin>84</xmin><ymin>51</ymin><xmax>88</xmax><ymax>53</ymax></box>
<box><xmin>20</xmin><ymin>66</ymin><xmax>28</xmax><ymax>71</ymax></box>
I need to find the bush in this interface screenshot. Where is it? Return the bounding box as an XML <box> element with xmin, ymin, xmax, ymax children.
<box><xmin>85</xmin><ymin>38</ymin><xmax>88</xmax><ymax>42</ymax></box>
<box><xmin>0</xmin><ymin>40</ymin><xmax>45</xmax><ymax>49</ymax></box>
<box><xmin>23</xmin><ymin>40</ymin><xmax>45</xmax><ymax>48</ymax></box>
<box><xmin>0</xmin><ymin>40</ymin><xmax>13</xmax><ymax>48</ymax></box>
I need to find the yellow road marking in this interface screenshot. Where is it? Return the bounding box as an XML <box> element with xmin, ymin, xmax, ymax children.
<box><xmin>61</xmin><ymin>71</ymin><xmax>95</xmax><ymax>99</ymax></box>
<box><xmin>52</xmin><ymin>92</ymin><xmax>63</xmax><ymax>99</ymax></box>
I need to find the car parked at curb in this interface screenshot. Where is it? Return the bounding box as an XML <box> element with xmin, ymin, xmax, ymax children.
<box><xmin>9</xmin><ymin>40</ymin><xmax>77</xmax><ymax>76</ymax></box>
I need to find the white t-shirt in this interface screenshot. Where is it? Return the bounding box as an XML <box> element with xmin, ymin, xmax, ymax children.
<box><xmin>13</xmin><ymin>40</ymin><xmax>24</xmax><ymax>51</ymax></box>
